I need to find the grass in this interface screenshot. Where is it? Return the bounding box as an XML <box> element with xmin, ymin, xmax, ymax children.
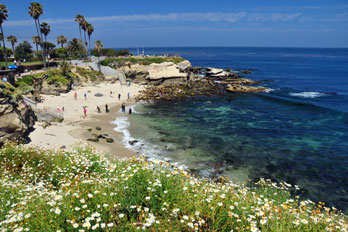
<box><xmin>75</xmin><ymin>67</ymin><xmax>104</xmax><ymax>82</ymax></box>
<box><xmin>0</xmin><ymin>61</ymin><xmax>43</xmax><ymax>67</ymax></box>
<box><xmin>0</xmin><ymin>143</ymin><xmax>346</xmax><ymax>231</ymax></box>
<box><xmin>100</xmin><ymin>56</ymin><xmax>185</xmax><ymax>66</ymax></box>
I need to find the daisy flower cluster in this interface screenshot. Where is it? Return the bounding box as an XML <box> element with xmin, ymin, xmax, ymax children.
<box><xmin>0</xmin><ymin>142</ymin><xmax>347</xmax><ymax>231</ymax></box>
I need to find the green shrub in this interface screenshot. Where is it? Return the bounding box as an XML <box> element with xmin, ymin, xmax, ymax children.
<box><xmin>46</xmin><ymin>74</ymin><xmax>69</xmax><ymax>86</ymax></box>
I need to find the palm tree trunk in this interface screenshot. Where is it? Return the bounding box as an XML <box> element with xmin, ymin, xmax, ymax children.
<box><xmin>0</xmin><ymin>25</ymin><xmax>8</xmax><ymax>69</ymax></box>
<box><xmin>35</xmin><ymin>19</ymin><xmax>47</xmax><ymax>68</ymax></box>
<box><xmin>35</xmin><ymin>43</ymin><xmax>38</xmax><ymax>52</ymax></box>
<box><xmin>79</xmin><ymin>26</ymin><xmax>82</xmax><ymax>42</ymax></box>
<box><xmin>11</xmin><ymin>43</ymin><xmax>14</xmax><ymax>53</ymax></box>
<box><xmin>88</xmin><ymin>36</ymin><xmax>91</xmax><ymax>55</ymax></box>
<box><xmin>83</xmin><ymin>30</ymin><xmax>87</xmax><ymax>57</ymax></box>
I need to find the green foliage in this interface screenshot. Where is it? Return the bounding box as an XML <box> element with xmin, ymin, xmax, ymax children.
<box><xmin>0</xmin><ymin>144</ymin><xmax>347</xmax><ymax>231</ymax></box>
<box><xmin>76</xmin><ymin>67</ymin><xmax>104</xmax><ymax>82</ymax></box>
<box><xmin>0</xmin><ymin>80</ymin><xmax>15</xmax><ymax>95</ymax></box>
<box><xmin>59</xmin><ymin>60</ymin><xmax>72</xmax><ymax>77</ymax></box>
<box><xmin>46</xmin><ymin>74</ymin><xmax>69</xmax><ymax>86</ymax></box>
<box><xmin>14</xmin><ymin>41</ymin><xmax>32</xmax><ymax>60</ymax></box>
<box><xmin>67</xmin><ymin>38</ymin><xmax>87</xmax><ymax>57</ymax></box>
<box><xmin>90</xmin><ymin>48</ymin><xmax>132</xmax><ymax>57</ymax></box>
<box><xmin>100</xmin><ymin>56</ymin><xmax>185</xmax><ymax>67</ymax></box>
<box><xmin>0</xmin><ymin>47</ymin><xmax>12</xmax><ymax>61</ymax></box>
<box><xmin>42</xmin><ymin>41</ymin><xmax>56</xmax><ymax>54</ymax></box>
<box><xmin>50</xmin><ymin>47</ymin><xmax>68</xmax><ymax>59</ymax></box>
<box><xmin>16</xmin><ymin>75</ymin><xmax>34</xmax><ymax>86</ymax></box>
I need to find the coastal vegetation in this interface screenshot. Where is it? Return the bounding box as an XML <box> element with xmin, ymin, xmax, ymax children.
<box><xmin>100</xmin><ymin>56</ymin><xmax>185</xmax><ymax>67</ymax></box>
<box><xmin>0</xmin><ymin>143</ymin><xmax>346</xmax><ymax>231</ymax></box>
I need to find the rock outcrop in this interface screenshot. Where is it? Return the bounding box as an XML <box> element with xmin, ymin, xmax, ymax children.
<box><xmin>119</xmin><ymin>61</ymin><xmax>191</xmax><ymax>85</ymax></box>
<box><xmin>0</xmin><ymin>88</ymin><xmax>36</xmax><ymax>146</ymax></box>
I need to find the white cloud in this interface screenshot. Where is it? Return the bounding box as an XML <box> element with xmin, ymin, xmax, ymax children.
<box><xmin>4</xmin><ymin>10</ymin><xmax>346</xmax><ymax>28</ymax></box>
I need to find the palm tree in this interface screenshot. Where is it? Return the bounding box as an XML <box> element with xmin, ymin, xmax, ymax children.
<box><xmin>28</xmin><ymin>2</ymin><xmax>46</xmax><ymax>68</ymax></box>
<box><xmin>56</xmin><ymin>35</ymin><xmax>67</xmax><ymax>48</ymax></box>
<box><xmin>32</xmin><ymin>35</ymin><xmax>41</xmax><ymax>52</ymax></box>
<box><xmin>7</xmin><ymin>35</ymin><xmax>17</xmax><ymax>52</ymax></box>
<box><xmin>86</xmin><ymin>23</ymin><xmax>94</xmax><ymax>53</ymax></box>
<box><xmin>0</xmin><ymin>4</ymin><xmax>9</xmax><ymax>69</ymax></box>
<box><xmin>59</xmin><ymin>60</ymin><xmax>71</xmax><ymax>77</ymax></box>
<box><xmin>94</xmin><ymin>40</ymin><xmax>103</xmax><ymax>73</ymax></box>
<box><xmin>67</xmin><ymin>38</ymin><xmax>85</xmax><ymax>57</ymax></box>
<box><xmin>0</xmin><ymin>33</ymin><xmax>3</xmax><ymax>47</ymax></box>
<box><xmin>81</xmin><ymin>19</ymin><xmax>88</xmax><ymax>48</ymax></box>
<box><xmin>74</xmin><ymin>14</ymin><xmax>84</xmax><ymax>42</ymax></box>
<box><xmin>40</xmin><ymin>22</ymin><xmax>50</xmax><ymax>42</ymax></box>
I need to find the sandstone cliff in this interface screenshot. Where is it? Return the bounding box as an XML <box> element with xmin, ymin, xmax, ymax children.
<box><xmin>0</xmin><ymin>84</ymin><xmax>36</xmax><ymax>146</ymax></box>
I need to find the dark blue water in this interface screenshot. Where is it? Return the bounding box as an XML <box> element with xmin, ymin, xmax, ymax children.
<box><xmin>121</xmin><ymin>47</ymin><xmax>348</xmax><ymax>211</ymax></box>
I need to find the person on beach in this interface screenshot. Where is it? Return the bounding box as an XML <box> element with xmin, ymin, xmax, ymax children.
<box><xmin>74</xmin><ymin>92</ymin><xmax>77</xmax><ymax>100</ymax></box>
<box><xmin>127</xmin><ymin>92</ymin><xmax>130</xmax><ymax>100</ymax></box>
<box><xmin>83</xmin><ymin>107</ymin><xmax>87</xmax><ymax>117</ymax></box>
<box><xmin>110</xmin><ymin>90</ymin><xmax>113</xmax><ymax>97</ymax></box>
<box><xmin>97</xmin><ymin>106</ymin><xmax>101</xmax><ymax>113</ymax></box>
<box><xmin>121</xmin><ymin>103</ymin><xmax>126</xmax><ymax>113</ymax></box>
<box><xmin>118</xmin><ymin>94</ymin><xmax>121</xmax><ymax>100</ymax></box>
<box><xmin>105</xmin><ymin>104</ymin><xmax>109</xmax><ymax>113</ymax></box>
<box><xmin>129</xmin><ymin>107</ymin><xmax>132</xmax><ymax>114</ymax></box>
<box><xmin>84</xmin><ymin>93</ymin><xmax>87</xmax><ymax>100</ymax></box>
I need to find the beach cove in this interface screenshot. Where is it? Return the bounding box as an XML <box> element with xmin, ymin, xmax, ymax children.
<box><xmin>27</xmin><ymin>82</ymin><xmax>143</xmax><ymax>158</ymax></box>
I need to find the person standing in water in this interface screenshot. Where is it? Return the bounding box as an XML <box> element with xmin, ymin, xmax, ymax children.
<box><xmin>121</xmin><ymin>103</ymin><xmax>126</xmax><ymax>113</ymax></box>
<box><xmin>129</xmin><ymin>107</ymin><xmax>132</xmax><ymax>114</ymax></box>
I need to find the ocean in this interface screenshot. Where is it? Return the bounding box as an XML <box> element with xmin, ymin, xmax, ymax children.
<box><xmin>113</xmin><ymin>47</ymin><xmax>348</xmax><ymax>212</ymax></box>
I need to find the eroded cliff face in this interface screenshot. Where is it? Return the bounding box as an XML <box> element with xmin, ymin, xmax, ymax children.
<box><xmin>0</xmin><ymin>92</ymin><xmax>36</xmax><ymax>146</ymax></box>
<box><xmin>119</xmin><ymin>60</ymin><xmax>192</xmax><ymax>85</ymax></box>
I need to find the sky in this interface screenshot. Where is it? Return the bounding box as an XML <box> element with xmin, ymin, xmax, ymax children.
<box><xmin>1</xmin><ymin>0</ymin><xmax>348</xmax><ymax>48</ymax></box>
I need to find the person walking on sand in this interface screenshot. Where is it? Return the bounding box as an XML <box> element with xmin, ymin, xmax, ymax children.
<box><xmin>83</xmin><ymin>107</ymin><xmax>87</xmax><ymax>117</ymax></box>
<box><xmin>105</xmin><ymin>104</ymin><xmax>109</xmax><ymax>113</ymax></box>
<box><xmin>118</xmin><ymin>93</ymin><xmax>121</xmax><ymax>100</ymax></box>
<box><xmin>110</xmin><ymin>90</ymin><xmax>113</xmax><ymax>97</ymax></box>
<box><xmin>97</xmin><ymin>106</ymin><xmax>101</xmax><ymax>113</ymax></box>
<box><xmin>127</xmin><ymin>92</ymin><xmax>130</xmax><ymax>100</ymax></box>
<box><xmin>84</xmin><ymin>93</ymin><xmax>87</xmax><ymax>100</ymax></box>
<box><xmin>121</xmin><ymin>103</ymin><xmax>126</xmax><ymax>113</ymax></box>
<box><xmin>74</xmin><ymin>92</ymin><xmax>77</xmax><ymax>100</ymax></box>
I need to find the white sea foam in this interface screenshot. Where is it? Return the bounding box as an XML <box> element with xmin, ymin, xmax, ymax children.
<box><xmin>289</xmin><ymin>92</ymin><xmax>327</xmax><ymax>99</ymax></box>
<box><xmin>112</xmin><ymin>116</ymin><xmax>190</xmax><ymax>171</ymax></box>
<box><xmin>263</xmin><ymin>88</ymin><xmax>274</xmax><ymax>93</ymax></box>
<box><xmin>118</xmin><ymin>103</ymin><xmax>141</xmax><ymax>114</ymax></box>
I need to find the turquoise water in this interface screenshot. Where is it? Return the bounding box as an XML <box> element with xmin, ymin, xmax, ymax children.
<box><xmin>115</xmin><ymin>47</ymin><xmax>348</xmax><ymax>211</ymax></box>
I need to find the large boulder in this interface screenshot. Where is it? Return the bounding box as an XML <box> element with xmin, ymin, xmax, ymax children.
<box><xmin>120</xmin><ymin>61</ymin><xmax>190</xmax><ymax>85</ymax></box>
<box><xmin>0</xmin><ymin>91</ymin><xmax>36</xmax><ymax>146</ymax></box>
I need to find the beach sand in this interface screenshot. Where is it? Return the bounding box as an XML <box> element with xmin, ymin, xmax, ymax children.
<box><xmin>27</xmin><ymin>82</ymin><xmax>143</xmax><ymax>158</ymax></box>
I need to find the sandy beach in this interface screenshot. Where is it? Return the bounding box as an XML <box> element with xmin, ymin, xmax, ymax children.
<box><xmin>27</xmin><ymin>82</ymin><xmax>144</xmax><ymax>158</ymax></box>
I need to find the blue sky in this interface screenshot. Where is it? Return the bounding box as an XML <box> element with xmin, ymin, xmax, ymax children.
<box><xmin>1</xmin><ymin>0</ymin><xmax>348</xmax><ymax>48</ymax></box>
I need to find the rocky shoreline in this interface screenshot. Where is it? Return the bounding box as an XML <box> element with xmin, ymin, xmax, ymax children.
<box><xmin>110</xmin><ymin>58</ymin><xmax>267</xmax><ymax>101</ymax></box>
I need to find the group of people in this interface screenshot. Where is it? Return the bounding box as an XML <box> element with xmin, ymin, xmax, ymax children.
<box><xmin>121</xmin><ymin>103</ymin><xmax>132</xmax><ymax>114</ymax></box>
<box><xmin>76</xmin><ymin>90</ymin><xmax>132</xmax><ymax>118</ymax></box>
